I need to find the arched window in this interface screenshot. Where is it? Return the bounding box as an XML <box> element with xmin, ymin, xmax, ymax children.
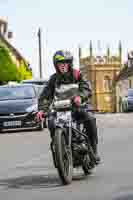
<box><xmin>103</xmin><ymin>75</ymin><xmax>112</xmax><ymax>91</ymax></box>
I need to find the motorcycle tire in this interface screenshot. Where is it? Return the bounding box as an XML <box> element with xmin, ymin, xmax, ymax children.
<box><xmin>54</xmin><ymin>128</ymin><xmax>73</xmax><ymax>185</ymax></box>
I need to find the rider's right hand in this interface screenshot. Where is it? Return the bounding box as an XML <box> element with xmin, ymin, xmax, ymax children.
<box><xmin>73</xmin><ymin>96</ymin><xmax>81</xmax><ymax>107</ymax></box>
<box><xmin>35</xmin><ymin>111</ymin><xmax>45</xmax><ymax>122</ymax></box>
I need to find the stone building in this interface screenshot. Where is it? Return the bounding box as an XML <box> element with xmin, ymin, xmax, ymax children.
<box><xmin>80</xmin><ymin>41</ymin><xmax>122</xmax><ymax>112</ymax></box>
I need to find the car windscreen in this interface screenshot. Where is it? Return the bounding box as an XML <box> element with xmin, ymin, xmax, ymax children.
<box><xmin>0</xmin><ymin>86</ymin><xmax>36</xmax><ymax>100</ymax></box>
<box><xmin>128</xmin><ymin>89</ymin><xmax>133</xmax><ymax>96</ymax></box>
<box><xmin>34</xmin><ymin>85</ymin><xmax>44</xmax><ymax>96</ymax></box>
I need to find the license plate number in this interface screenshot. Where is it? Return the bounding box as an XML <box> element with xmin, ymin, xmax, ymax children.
<box><xmin>3</xmin><ymin>121</ymin><xmax>22</xmax><ymax>127</ymax></box>
<box><xmin>57</xmin><ymin>111</ymin><xmax>71</xmax><ymax>121</ymax></box>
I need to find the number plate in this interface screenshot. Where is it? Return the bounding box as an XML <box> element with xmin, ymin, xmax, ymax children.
<box><xmin>57</xmin><ymin>111</ymin><xmax>71</xmax><ymax>121</ymax></box>
<box><xmin>3</xmin><ymin>121</ymin><xmax>22</xmax><ymax>127</ymax></box>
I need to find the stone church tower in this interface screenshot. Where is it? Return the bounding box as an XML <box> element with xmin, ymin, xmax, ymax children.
<box><xmin>80</xmin><ymin>41</ymin><xmax>122</xmax><ymax>112</ymax></box>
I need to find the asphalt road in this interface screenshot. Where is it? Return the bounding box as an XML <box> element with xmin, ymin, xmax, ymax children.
<box><xmin>0</xmin><ymin>113</ymin><xmax>133</xmax><ymax>200</ymax></box>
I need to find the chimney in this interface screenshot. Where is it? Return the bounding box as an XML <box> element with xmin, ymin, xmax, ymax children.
<box><xmin>0</xmin><ymin>18</ymin><xmax>8</xmax><ymax>36</ymax></box>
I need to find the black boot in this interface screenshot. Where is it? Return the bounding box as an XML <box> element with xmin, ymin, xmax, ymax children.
<box><xmin>87</xmin><ymin>118</ymin><xmax>101</xmax><ymax>164</ymax></box>
<box><xmin>93</xmin><ymin>142</ymin><xmax>101</xmax><ymax>164</ymax></box>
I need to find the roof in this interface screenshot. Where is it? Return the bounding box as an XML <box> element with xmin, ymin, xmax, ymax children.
<box><xmin>1</xmin><ymin>83</ymin><xmax>35</xmax><ymax>88</ymax></box>
<box><xmin>21</xmin><ymin>78</ymin><xmax>48</xmax><ymax>83</ymax></box>
<box><xmin>23</xmin><ymin>78</ymin><xmax>48</xmax><ymax>81</ymax></box>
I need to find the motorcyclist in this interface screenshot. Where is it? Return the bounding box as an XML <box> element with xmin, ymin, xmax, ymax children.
<box><xmin>36</xmin><ymin>50</ymin><xmax>100</xmax><ymax>163</ymax></box>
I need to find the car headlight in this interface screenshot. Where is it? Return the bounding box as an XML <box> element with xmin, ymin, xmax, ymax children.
<box><xmin>26</xmin><ymin>104</ymin><xmax>38</xmax><ymax>112</ymax></box>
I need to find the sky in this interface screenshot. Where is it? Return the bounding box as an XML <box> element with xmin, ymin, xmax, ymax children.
<box><xmin>0</xmin><ymin>0</ymin><xmax>133</xmax><ymax>79</ymax></box>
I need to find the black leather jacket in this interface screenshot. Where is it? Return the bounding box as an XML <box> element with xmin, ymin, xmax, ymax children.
<box><xmin>38</xmin><ymin>71</ymin><xmax>92</xmax><ymax>113</ymax></box>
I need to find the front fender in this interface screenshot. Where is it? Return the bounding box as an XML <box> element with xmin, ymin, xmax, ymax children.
<box><xmin>55</xmin><ymin>124</ymin><xmax>70</xmax><ymax>146</ymax></box>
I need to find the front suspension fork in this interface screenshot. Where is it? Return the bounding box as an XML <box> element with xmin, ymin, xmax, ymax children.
<box><xmin>50</xmin><ymin>140</ymin><xmax>58</xmax><ymax>168</ymax></box>
<box><xmin>50</xmin><ymin>125</ymin><xmax>72</xmax><ymax>168</ymax></box>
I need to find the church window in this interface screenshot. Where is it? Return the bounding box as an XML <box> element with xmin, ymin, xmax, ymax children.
<box><xmin>103</xmin><ymin>75</ymin><xmax>112</xmax><ymax>91</ymax></box>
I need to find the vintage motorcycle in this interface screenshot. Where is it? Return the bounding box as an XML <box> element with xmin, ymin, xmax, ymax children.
<box><xmin>48</xmin><ymin>84</ymin><xmax>97</xmax><ymax>185</ymax></box>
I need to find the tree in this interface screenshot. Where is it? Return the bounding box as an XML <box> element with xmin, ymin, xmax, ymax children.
<box><xmin>0</xmin><ymin>46</ymin><xmax>19</xmax><ymax>83</ymax></box>
<box><xmin>0</xmin><ymin>46</ymin><xmax>32</xmax><ymax>84</ymax></box>
<box><xmin>17</xmin><ymin>61</ymin><xmax>32</xmax><ymax>81</ymax></box>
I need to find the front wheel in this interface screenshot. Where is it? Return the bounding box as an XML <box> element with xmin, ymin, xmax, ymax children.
<box><xmin>54</xmin><ymin>128</ymin><xmax>73</xmax><ymax>185</ymax></box>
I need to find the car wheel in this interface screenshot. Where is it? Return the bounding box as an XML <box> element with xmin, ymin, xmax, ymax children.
<box><xmin>37</xmin><ymin>121</ymin><xmax>44</xmax><ymax>131</ymax></box>
<box><xmin>43</xmin><ymin>120</ymin><xmax>47</xmax><ymax>128</ymax></box>
<box><xmin>0</xmin><ymin>129</ymin><xmax>3</xmax><ymax>133</ymax></box>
